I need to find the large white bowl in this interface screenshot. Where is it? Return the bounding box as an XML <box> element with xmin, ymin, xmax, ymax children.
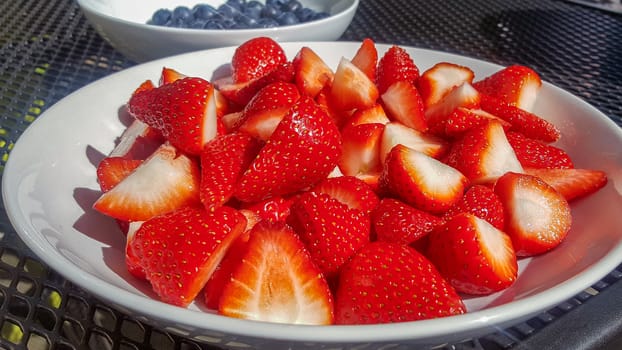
<box><xmin>77</xmin><ymin>0</ymin><xmax>358</xmax><ymax>62</ymax></box>
<box><xmin>4</xmin><ymin>42</ymin><xmax>622</xmax><ymax>349</ymax></box>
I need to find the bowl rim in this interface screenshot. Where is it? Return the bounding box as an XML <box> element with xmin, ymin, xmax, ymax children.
<box><xmin>76</xmin><ymin>0</ymin><xmax>360</xmax><ymax>35</ymax></box>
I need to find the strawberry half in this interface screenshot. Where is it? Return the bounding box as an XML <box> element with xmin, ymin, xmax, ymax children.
<box><xmin>234</xmin><ymin>96</ymin><xmax>341</xmax><ymax>202</ymax></box>
<box><xmin>381</xmin><ymin>80</ymin><xmax>427</xmax><ymax>132</ymax></box>
<box><xmin>371</xmin><ymin>198</ymin><xmax>442</xmax><ymax>245</ymax></box>
<box><xmin>330</xmin><ymin>57</ymin><xmax>379</xmax><ymax>111</ymax></box>
<box><xmin>292</xmin><ymin>46</ymin><xmax>334</xmax><ymax>97</ymax></box>
<box><xmin>219</xmin><ymin>222</ymin><xmax>334</xmax><ymax>325</ymax></box>
<box><xmin>427</xmin><ymin>213</ymin><xmax>518</xmax><ymax>295</ymax></box>
<box><xmin>425</xmin><ymin>82</ymin><xmax>481</xmax><ymax>127</ymax></box>
<box><xmin>473</xmin><ymin>64</ymin><xmax>542</xmax><ymax>112</ymax></box>
<box><xmin>96</xmin><ymin>156</ymin><xmax>142</xmax><ymax>192</ymax></box>
<box><xmin>335</xmin><ymin>241</ymin><xmax>465</xmax><ymax>324</ymax></box>
<box><xmin>93</xmin><ymin>143</ymin><xmax>200</xmax><ymax>221</ymax></box>
<box><xmin>418</xmin><ymin>62</ymin><xmax>475</xmax><ymax>108</ymax></box>
<box><xmin>351</xmin><ymin>38</ymin><xmax>378</xmax><ymax>80</ymax></box>
<box><xmin>343</xmin><ymin>103</ymin><xmax>390</xmax><ymax>128</ymax></box>
<box><xmin>199</xmin><ymin>132</ymin><xmax>263</xmax><ymax>211</ymax></box>
<box><xmin>442</xmin><ymin>184</ymin><xmax>505</xmax><ymax>230</ymax></box>
<box><xmin>288</xmin><ymin>191</ymin><xmax>371</xmax><ymax>279</ymax></box>
<box><xmin>235</xmin><ymin>81</ymin><xmax>301</xmax><ymax>140</ymax></box>
<box><xmin>108</xmin><ymin>119</ymin><xmax>163</xmax><ymax>160</ymax></box>
<box><xmin>525</xmin><ymin>167</ymin><xmax>608</xmax><ymax>202</ymax></box>
<box><xmin>444</xmin><ymin>120</ymin><xmax>523</xmax><ymax>184</ymax></box>
<box><xmin>231</xmin><ymin>37</ymin><xmax>287</xmax><ymax>84</ymax></box>
<box><xmin>240</xmin><ymin>195</ymin><xmax>296</xmax><ymax>225</ymax></box>
<box><xmin>130</xmin><ymin>206</ymin><xmax>247</xmax><ymax>307</ymax></box>
<box><xmin>311</xmin><ymin>175</ymin><xmax>380</xmax><ymax>214</ymax></box>
<box><xmin>428</xmin><ymin>107</ymin><xmax>510</xmax><ymax>139</ymax></box>
<box><xmin>506</xmin><ymin>131</ymin><xmax>574</xmax><ymax>169</ymax></box>
<box><xmin>380</xmin><ymin>122</ymin><xmax>449</xmax><ymax>165</ymax></box>
<box><xmin>381</xmin><ymin>144</ymin><xmax>468</xmax><ymax>214</ymax></box>
<box><xmin>339</xmin><ymin>122</ymin><xmax>384</xmax><ymax>179</ymax></box>
<box><xmin>494</xmin><ymin>172</ymin><xmax>572</xmax><ymax>256</ymax></box>
<box><xmin>127</xmin><ymin>77</ymin><xmax>218</xmax><ymax>155</ymax></box>
<box><xmin>159</xmin><ymin>67</ymin><xmax>186</xmax><ymax>85</ymax></box>
<box><xmin>375</xmin><ymin>45</ymin><xmax>420</xmax><ymax>94</ymax></box>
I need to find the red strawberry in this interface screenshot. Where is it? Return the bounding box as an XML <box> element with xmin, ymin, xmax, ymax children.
<box><xmin>132</xmin><ymin>80</ymin><xmax>155</xmax><ymax>95</ymax></box>
<box><xmin>288</xmin><ymin>191</ymin><xmax>371</xmax><ymax>279</ymax></box>
<box><xmin>442</xmin><ymin>184</ymin><xmax>505</xmax><ymax>230</ymax></box>
<box><xmin>235</xmin><ymin>81</ymin><xmax>301</xmax><ymax>140</ymax></box>
<box><xmin>427</xmin><ymin>213</ymin><xmax>518</xmax><ymax>295</ymax></box>
<box><xmin>127</xmin><ymin>77</ymin><xmax>218</xmax><ymax>155</ymax></box>
<box><xmin>311</xmin><ymin>175</ymin><xmax>380</xmax><ymax>214</ymax></box>
<box><xmin>108</xmin><ymin>119</ymin><xmax>163</xmax><ymax>160</ymax></box>
<box><xmin>444</xmin><ymin>120</ymin><xmax>523</xmax><ymax>184</ymax></box>
<box><xmin>351</xmin><ymin>38</ymin><xmax>378</xmax><ymax>80</ymax></box>
<box><xmin>159</xmin><ymin>67</ymin><xmax>186</xmax><ymax>85</ymax></box>
<box><xmin>335</xmin><ymin>241</ymin><xmax>465</xmax><ymax>324</ymax></box>
<box><xmin>425</xmin><ymin>82</ymin><xmax>481</xmax><ymax>127</ymax></box>
<box><xmin>380</xmin><ymin>122</ymin><xmax>449</xmax><ymax>165</ymax></box>
<box><xmin>231</xmin><ymin>37</ymin><xmax>287</xmax><ymax>84</ymax></box>
<box><xmin>339</xmin><ymin>123</ymin><xmax>384</xmax><ymax>179</ymax></box>
<box><xmin>506</xmin><ymin>131</ymin><xmax>574</xmax><ymax>169</ymax></box>
<box><xmin>125</xmin><ymin>221</ymin><xmax>147</xmax><ymax>279</ymax></box>
<box><xmin>371</xmin><ymin>198</ymin><xmax>442</xmax><ymax>245</ymax></box>
<box><xmin>479</xmin><ymin>94</ymin><xmax>560</xmax><ymax>142</ymax></box>
<box><xmin>525</xmin><ymin>167</ymin><xmax>608</xmax><ymax>202</ymax></box>
<box><xmin>93</xmin><ymin>143</ymin><xmax>201</xmax><ymax>221</ymax></box>
<box><xmin>234</xmin><ymin>96</ymin><xmax>341</xmax><ymax>202</ymax></box>
<box><xmin>219</xmin><ymin>222</ymin><xmax>334</xmax><ymax>325</ymax></box>
<box><xmin>343</xmin><ymin>103</ymin><xmax>390</xmax><ymax>128</ymax></box>
<box><xmin>240</xmin><ymin>195</ymin><xmax>296</xmax><ymax>225</ymax></box>
<box><xmin>418</xmin><ymin>62</ymin><xmax>475</xmax><ymax>108</ymax></box>
<box><xmin>330</xmin><ymin>58</ymin><xmax>379</xmax><ymax>111</ymax></box>
<box><xmin>494</xmin><ymin>172</ymin><xmax>572</xmax><ymax>256</ymax></box>
<box><xmin>473</xmin><ymin>65</ymin><xmax>542</xmax><ymax>112</ymax></box>
<box><xmin>199</xmin><ymin>132</ymin><xmax>263</xmax><ymax>211</ymax></box>
<box><xmin>96</xmin><ymin>156</ymin><xmax>142</xmax><ymax>192</ymax></box>
<box><xmin>215</xmin><ymin>62</ymin><xmax>295</xmax><ymax>106</ymax></box>
<box><xmin>428</xmin><ymin>107</ymin><xmax>510</xmax><ymax>138</ymax></box>
<box><xmin>381</xmin><ymin>144</ymin><xmax>468</xmax><ymax>214</ymax></box>
<box><xmin>292</xmin><ymin>46</ymin><xmax>334</xmax><ymax>97</ymax></box>
<box><xmin>380</xmin><ymin>80</ymin><xmax>427</xmax><ymax>132</ymax></box>
<box><xmin>130</xmin><ymin>206</ymin><xmax>247</xmax><ymax>307</ymax></box>
<box><xmin>375</xmin><ymin>45</ymin><xmax>420</xmax><ymax>94</ymax></box>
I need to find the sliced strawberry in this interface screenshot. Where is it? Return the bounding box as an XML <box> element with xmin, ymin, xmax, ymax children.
<box><xmin>525</xmin><ymin>167</ymin><xmax>608</xmax><ymax>202</ymax></box>
<box><xmin>240</xmin><ymin>195</ymin><xmax>296</xmax><ymax>225</ymax></box>
<box><xmin>127</xmin><ymin>77</ymin><xmax>218</xmax><ymax>155</ymax></box>
<box><xmin>159</xmin><ymin>67</ymin><xmax>186</xmax><ymax>85</ymax></box>
<box><xmin>234</xmin><ymin>96</ymin><xmax>341</xmax><ymax>202</ymax></box>
<box><xmin>473</xmin><ymin>64</ymin><xmax>542</xmax><ymax>112</ymax></box>
<box><xmin>231</xmin><ymin>37</ymin><xmax>287</xmax><ymax>84</ymax></box>
<box><xmin>125</xmin><ymin>221</ymin><xmax>146</xmax><ymax>279</ymax></box>
<box><xmin>506</xmin><ymin>131</ymin><xmax>574</xmax><ymax>169</ymax></box>
<box><xmin>199</xmin><ymin>132</ymin><xmax>263</xmax><ymax>211</ymax></box>
<box><xmin>288</xmin><ymin>191</ymin><xmax>371</xmax><ymax>279</ymax></box>
<box><xmin>371</xmin><ymin>198</ymin><xmax>442</xmax><ymax>245</ymax></box>
<box><xmin>215</xmin><ymin>62</ymin><xmax>295</xmax><ymax>106</ymax></box>
<box><xmin>93</xmin><ymin>143</ymin><xmax>201</xmax><ymax>221</ymax></box>
<box><xmin>380</xmin><ymin>144</ymin><xmax>468</xmax><ymax>214</ymax></box>
<box><xmin>444</xmin><ymin>120</ymin><xmax>523</xmax><ymax>184</ymax></box>
<box><xmin>429</xmin><ymin>107</ymin><xmax>511</xmax><ymax>139</ymax></box>
<box><xmin>343</xmin><ymin>103</ymin><xmax>390</xmax><ymax>128</ymax></box>
<box><xmin>315</xmin><ymin>86</ymin><xmax>351</xmax><ymax>127</ymax></box>
<box><xmin>380</xmin><ymin>122</ymin><xmax>449</xmax><ymax>165</ymax></box>
<box><xmin>375</xmin><ymin>45</ymin><xmax>420</xmax><ymax>94</ymax></box>
<box><xmin>96</xmin><ymin>156</ymin><xmax>142</xmax><ymax>192</ymax></box>
<box><xmin>418</xmin><ymin>62</ymin><xmax>475</xmax><ymax>108</ymax></box>
<box><xmin>479</xmin><ymin>94</ymin><xmax>560</xmax><ymax>142</ymax></box>
<box><xmin>219</xmin><ymin>222</ymin><xmax>334</xmax><ymax>325</ymax></box>
<box><xmin>235</xmin><ymin>81</ymin><xmax>300</xmax><ymax>140</ymax></box>
<box><xmin>292</xmin><ymin>46</ymin><xmax>334</xmax><ymax>97</ymax></box>
<box><xmin>130</xmin><ymin>206</ymin><xmax>246</xmax><ymax>307</ymax></box>
<box><xmin>442</xmin><ymin>184</ymin><xmax>505</xmax><ymax>230</ymax></box>
<box><xmin>132</xmin><ymin>80</ymin><xmax>155</xmax><ymax>95</ymax></box>
<box><xmin>330</xmin><ymin>58</ymin><xmax>379</xmax><ymax>111</ymax></box>
<box><xmin>311</xmin><ymin>175</ymin><xmax>380</xmax><ymax>214</ymax></box>
<box><xmin>335</xmin><ymin>241</ymin><xmax>465</xmax><ymax>324</ymax></box>
<box><xmin>427</xmin><ymin>213</ymin><xmax>518</xmax><ymax>295</ymax></box>
<box><xmin>108</xmin><ymin>119</ymin><xmax>163</xmax><ymax>160</ymax></box>
<box><xmin>425</xmin><ymin>82</ymin><xmax>481</xmax><ymax>127</ymax></box>
<box><xmin>339</xmin><ymin>123</ymin><xmax>384</xmax><ymax>179</ymax></box>
<box><xmin>351</xmin><ymin>38</ymin><xmax>378</xmax><ymax>80</ymax></box>
<box><xmin>494</xmin><ymin>172</ymin><xmax>572</xmax><ymax>256</ymax></box>
<box><xmin>381</xmin><ymin>80</ymin><xmax>427</xmax><ymax>132</ymax></box>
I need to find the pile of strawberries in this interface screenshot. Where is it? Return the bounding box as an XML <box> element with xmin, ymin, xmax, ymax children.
<box><xmin>92</xmin><ymin>37</ymin><xmax>608</xmax><ymax>326</ymax></box>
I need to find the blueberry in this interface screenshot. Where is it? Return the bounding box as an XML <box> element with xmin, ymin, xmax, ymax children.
<box><xmin>192</xmin><ymin>4</ymin><xmax>217</xmax><ymax>20</ymax></box>
<box><xmin>266</xmin><ymin>0</ymin><xmax>288</xmax><ymax>8</ymax></box>
<box><xmin>218</xmin><ymin>3</ymin><xmax>240</xmax><ymax>19</ymax></box>
<box><xmin>256</xmin><ymin>18</ymin><xmax>279</xmax><ymax>28</ymax></box>
<box><xmin>204</xmin><ymin>19</ymin><xmax>225</xmax><ymax>29</ymax></box>
<box><xmin>169</xmin><ymin>17</ymin><xmax>188</xmax><ymax>28</ymax></box>
<box><xmin>237</xmin><ymin>14</ymin><xmax>258</xmax><ymax>27</ymax></box>
<box><xmin>261</xmin><ymin>4</ymin><xmax>281</xmax><ymax>19</ymax></box>
<box><xmin>171</xmin><ymin>6</ymin><xmax>192</xmax><ymax>22</ymax></box>
<box><xmin>243</xmin><ymin>1</ymin><xmax>263</xmax><ymax>18</ymax></box>
<box><xmin>295</xmin><ymin>7</ymin><xmax>315</xmax><ymax>22</ymax></box>
<box><xmin>189</xmin><ymin>19</ymin><xmax>208</xmax><ymax>29</ymax></box>
<box><xmin>225</xmin><ymin>0</ymin><xmax>245</xmax><ymax>10</ymax></box>
<box><xmin>312</xmin><ymin>12</ymin><xmax>330</xmax><ymax>21</ymax></box>
<box><xmin>151</xmin><ymin>8</ymin><xmax>172</xmax><ymax>26</ymax></box>
<box><xmin>283</xmin><ymin>0</ymin><xmax>303</xmax><ymax>13</ymax></box>
<box><xmin>276</xmin><ymin>12</ymin><xmax>299</xmax><ymax>26</ymax></box>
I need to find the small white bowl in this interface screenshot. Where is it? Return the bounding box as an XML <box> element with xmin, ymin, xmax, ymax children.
<box><xmin>77</xmin><ymin>0</ymin><xmax>359</xmax><ymax>62</ymax></box>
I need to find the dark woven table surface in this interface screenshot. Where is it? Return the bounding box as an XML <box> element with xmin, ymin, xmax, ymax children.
<box><xmin>0</xmin><ymin>0</ymin><xmax>621</xmax><ymax>349</ymax></box>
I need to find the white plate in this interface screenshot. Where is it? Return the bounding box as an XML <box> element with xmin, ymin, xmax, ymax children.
<box><xmin>4</xmin><ymin>42</ymin><xmax>622</xmax><ymax>348</ymax></box>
